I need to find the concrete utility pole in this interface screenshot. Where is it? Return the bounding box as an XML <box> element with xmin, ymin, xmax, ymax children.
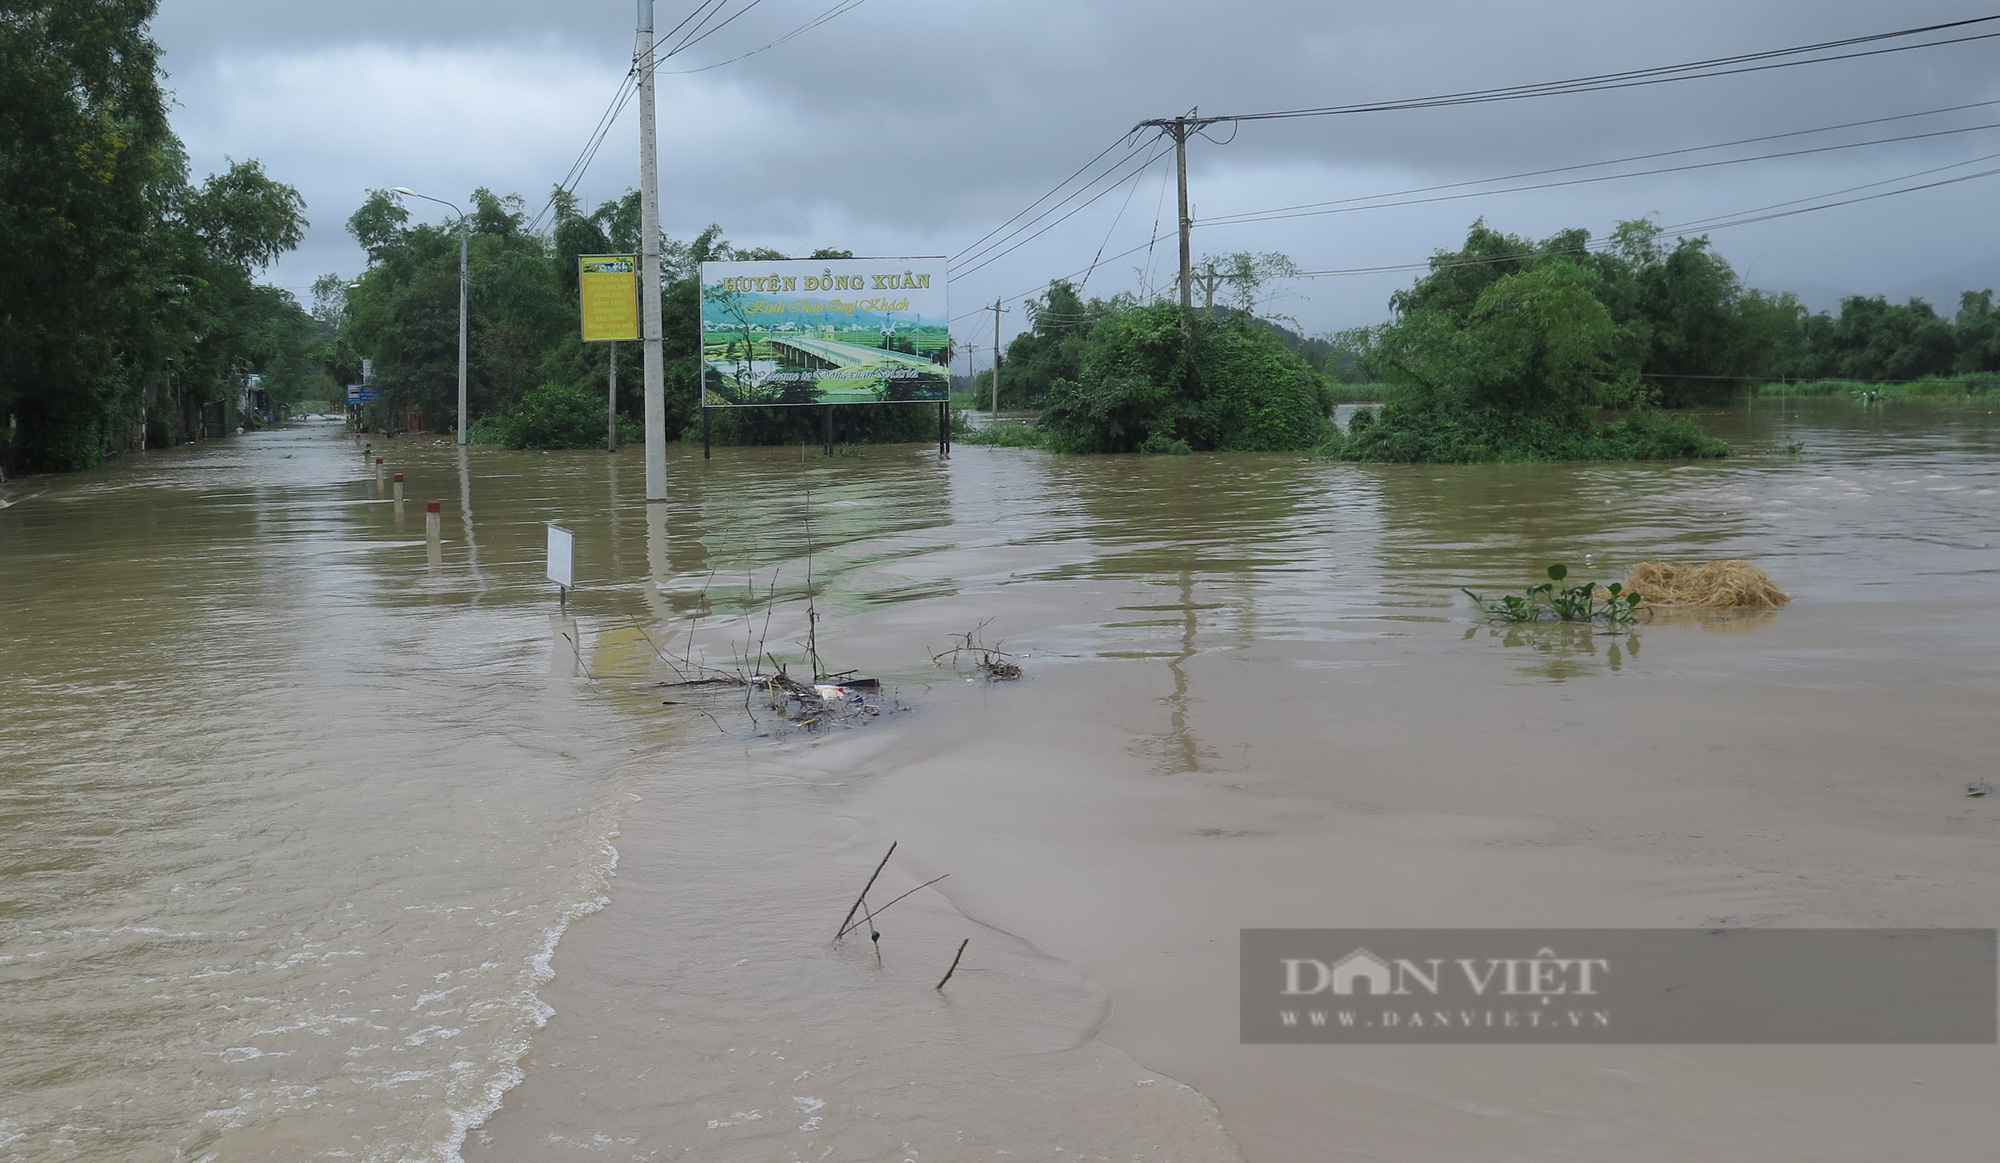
<box><xmin>988</xmin><ymin>299</ymin><xmax>1008</xmax><ymax>419</ymax></box>
<box><xmin>1173</xmin><ymin>122</ymin><xmax>1192</xmax><ymax>311</ymax></box>
<box><xmin>637</xmin><ymin>0</ymin><xmax>667</xmax><ymax>502</ymax></box>
<box><xmin>1195</xmin><ymin>259</ymin><xmax>1226</xmax><ymax>311</ymax></box>
<box><xmin>1133</xmin><ymin>112</ymin><xmax>1219</xmax><ymax>313</ymax></box>
<box><xmin>455</xmin><ymin>222</ymin><xmax>467</xmax><ymax>441</ymax></box>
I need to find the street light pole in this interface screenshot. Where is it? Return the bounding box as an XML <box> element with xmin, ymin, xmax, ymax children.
<box><xmin>394</xmin><ymin>187</ymin><xmax>469</xmax><ymax>443</ymax></box>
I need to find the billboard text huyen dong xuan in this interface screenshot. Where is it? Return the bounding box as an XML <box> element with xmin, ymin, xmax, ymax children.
<box><xmin>700</xmin><ymin>258</ymin><xmax>949</xmax><ymax>406</ymax></box>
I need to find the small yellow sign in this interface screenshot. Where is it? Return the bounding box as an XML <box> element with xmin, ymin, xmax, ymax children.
<box><xmin>578</xmin><ymin>254</ymin><xmax>640</xmax><ymax>342</ymax></box>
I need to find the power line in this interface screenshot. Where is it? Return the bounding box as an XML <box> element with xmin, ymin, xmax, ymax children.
<box><xmin>664</xmin><ymin>0</ymin><xmax>875</xmax><ymax>75</ymax></box>
<box><xmin>1284</xmin><ymin>155</ymin><xmax>2000</xmax><ymax>280</ymax></box>
<box><xmin>1140</xmin><ymin>164</ymin><xmax>1172</xmax><ymax>297</ymax></box>
<box><xmin>949</xmin><ymin>229</ymin><xmax>1174</xmax><ymax>324</ymax></box>
<box><xmin>530</xmin><ymin>0</ymin><xmax>873</xmax><ymax>232</ymax></box>
<box><xmin>1197</xmin><ymin>119</ymin><xmax>2000</xmax><ymax>231</ymax></box>
<box><xmin>950</xmin><ymin>142</ymin><xmax>1177</xmax><ymax>280</ymax></box>
<box><xmin>527</xmin><ymin>73</ymin><xmax>640</xmax><ymax>232</ymax></box>
<box><xmin>950</xmin><ymin>134</ymin><xmax>1152</xmax><ymax>263</ymax></box>
<box><xmin>1187</xmin><ymin>15</ymin><xmax>2000</xmax><ymax>125</ymax></box>
<box><xmin>1661</xmin><ymin>150</ymin><xmax>2000</xmax><ymax>231</ymax></box>
<box><xmin>670</xmin><ymin>0</ymin><xmax>771</xmax><ymax>57</ymax></box>
<box><xmin>1078</xmin><ymin>152</ymin><xmax>1152</xmax><ymax>293</ymax></box>
<box><xmin>1198</xmin><ymin>97</ymin><xmax>2000</xmax><ymax>228</ymax></box>
<box><xmin>951</xmin><ymin>18</ymin><xmax>2000</xmax><ymax>316</ymax></box>
<box><xmin>659</xmin><ymin>0</ymin><xmax>729</xmax><ymax>49</ymax></box>
<box><xmin>952</xmin><ymin>147</ymin><xmax>2000</xmax><ymax>324</ymax></box>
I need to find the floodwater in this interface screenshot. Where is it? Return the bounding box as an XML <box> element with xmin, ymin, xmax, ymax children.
<box><xmin>3</xmin><ymin>399</ymin><xmax>1997</xmax><ymax>1162</ymax></box>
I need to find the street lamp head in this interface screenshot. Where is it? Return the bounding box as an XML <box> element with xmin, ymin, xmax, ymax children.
<box><xmin>392</xmin><ymin>187</ymin><xmax>417</xmax><ymax>196</ymax></box>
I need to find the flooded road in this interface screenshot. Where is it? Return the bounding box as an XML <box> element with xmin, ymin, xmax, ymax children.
<box><xmin>4</xmin><ymin>400</ymin><xmax>1998</xmax><ymax>1161</ymax></box>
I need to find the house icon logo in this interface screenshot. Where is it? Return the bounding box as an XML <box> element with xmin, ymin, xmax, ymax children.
<box><xmin>1331</xmin><ymin>948</ymin><xmax>1395</xmax><ymax>996</ymax></box>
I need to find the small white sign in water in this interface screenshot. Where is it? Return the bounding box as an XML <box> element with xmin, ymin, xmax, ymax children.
<box><xmin>546</xmin><ymin>523</ymin><xmax>575</xmax><ymax>591</ymax></box>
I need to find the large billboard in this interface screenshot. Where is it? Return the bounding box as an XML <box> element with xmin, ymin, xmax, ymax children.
<box><xmin>700</xmin><ymin>258</ymin><xmax>949</xmax><ymax>406</ymax></box>
<box><xmin>578</xmin><ymin>255</ymin><xmax>640</xmax><ymax>342</ymax></box>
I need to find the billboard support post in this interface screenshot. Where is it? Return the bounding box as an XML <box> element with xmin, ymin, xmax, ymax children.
<box><xmin>607</xmin><ymin>341</ymin><xmax>618</xmax><ymax>452</ymax></box>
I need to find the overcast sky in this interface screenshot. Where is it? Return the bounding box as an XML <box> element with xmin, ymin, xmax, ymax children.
<box><xmin>153</xmin><ymin>0</ymin><xmax>2000</xmax><ymax>357</ymax></box>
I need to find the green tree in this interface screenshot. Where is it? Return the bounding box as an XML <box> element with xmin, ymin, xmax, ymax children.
<box><xmin>995</xmin><ymin>280</ymin><xmax>1118</xmax><ymax>408</ymax></box>
<box><xmin>0</xmin><ymin>3</ymin><xmax>309</xmax><ymax>472</ymax></box>
<box><xmin>1</xmin><ymin>0</ymin><xmax>175</xmax><ymax>471</ymax></box>
<box><xmin>1953</xmin><ymin>290</ymin><xmax>2000</xmax><ymax>374</ymax></box>
<box><xmin>1345</xmin><ymin>255</ymin><xmax>1722</xmax><ymax>463</ymax></box>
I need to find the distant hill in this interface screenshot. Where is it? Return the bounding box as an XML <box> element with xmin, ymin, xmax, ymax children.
<box><xmin>1197</xmin><ymin>306</ymin><xmax>1335</xmax><ymax>364</ymax></box>
<box><xmin>1884</xmin><ymin>256</ymin><xmax>2000</xmax><ymax>313</ymax></box>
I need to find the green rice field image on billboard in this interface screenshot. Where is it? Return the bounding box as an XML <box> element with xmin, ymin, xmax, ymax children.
<box><xmin>700</xmin><ymin>258</ymin><xmax>950</xmax><ymax>406</ymax></box>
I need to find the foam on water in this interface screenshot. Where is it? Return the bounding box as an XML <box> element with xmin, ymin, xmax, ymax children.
<box><xmin>438</xmin><ymin>833</ymin><xmax>619</xmax><ymax>1163</ymax></box>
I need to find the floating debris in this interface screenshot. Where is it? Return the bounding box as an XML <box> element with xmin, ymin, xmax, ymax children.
<box><xmin>1969</xmin><ymin>781</ymin><xmax>1994</xmax><ymax>798</ymax></box>
<box><xmin>979</xmin><ymin>657</ymin><xmax>1023</xmax><ymax>681</ymax></box>
<box><xmin>931</xmin><ymin>620</ymin><xmax>1023</xmax><ymax>681</ymax></box>
<box><xmin>1625</xmin><ymin>560</ymin><xmax>1791</xmax><ymax>609</ymax></box>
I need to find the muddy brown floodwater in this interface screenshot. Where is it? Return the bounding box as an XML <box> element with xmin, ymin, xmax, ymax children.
<box><xmin>3</xmin><ymin>399</ymin><xmax>1998</xmax><ymax>1162</ymax></box>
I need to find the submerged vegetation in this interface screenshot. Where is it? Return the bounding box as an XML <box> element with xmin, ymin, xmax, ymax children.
<box><xmin>1465</xmin><ymin>564</ymin><xmax>1646</xmax><ymax>625</ymax></box>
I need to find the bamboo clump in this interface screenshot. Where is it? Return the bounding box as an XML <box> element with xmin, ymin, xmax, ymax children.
<box><xmin>1625</xmin><ymin>560</ymin><xmax>1790</xmax><ymax>610</ymax></box>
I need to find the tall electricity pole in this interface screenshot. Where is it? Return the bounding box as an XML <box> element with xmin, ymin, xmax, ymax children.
<box><xmin>1173</xmin><ymin>122</ymin><xmax>1191</xmax><ymax>311</ymax></box>
<box><xmin>637</xmin><ymin>0</ymin><xmax>667</xmax><ymax>503</ymax></box>
<box><xmin>1134</xmin><ymin>112</ymin><xmax>1218</xmax><ymax>313</ymax></box>
<box><xmin>989</xmin><ymin>299</ymin><xmax>1007</xmax><ymax>419</ymax></box>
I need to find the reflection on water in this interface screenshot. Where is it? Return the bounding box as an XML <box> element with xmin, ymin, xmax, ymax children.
<box><xmin>3</xmin><ymin>399</ymin><xmax>1998</xmax><ymax>1160</ymax></box>
<box><xmin>1465</xmin><ymin>620</ymin><xmax>1643</xmax><ymax>680</ymax></box>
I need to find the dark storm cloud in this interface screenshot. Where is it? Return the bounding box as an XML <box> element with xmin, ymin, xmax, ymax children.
<box><xmin>151</xmin><ymin>0</ymin><xmax>2000</xmax><ymax>330</ymax></box>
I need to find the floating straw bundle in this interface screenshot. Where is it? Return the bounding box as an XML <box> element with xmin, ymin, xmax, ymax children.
<box><xmin>1625</xmin><ymin>560</ymin><xmax>1790</xmax><ymax>610</ymax></box>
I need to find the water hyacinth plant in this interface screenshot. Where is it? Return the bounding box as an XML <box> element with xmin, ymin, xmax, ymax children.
<box><xmin>1464</xmin><ymin>564</ymin><xmax>1645</xmax><ymax>625</ymax></box>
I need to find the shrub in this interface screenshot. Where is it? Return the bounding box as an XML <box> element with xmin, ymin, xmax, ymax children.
<box><xmin>501</xmin><ymin>382</ymin><xmax>608</xmax><ymax>450</ymax></box>
<box><xmin>1036</xmin><ymin>304</ymin><xmax>1334</xmax><ymax>453</ymax></box>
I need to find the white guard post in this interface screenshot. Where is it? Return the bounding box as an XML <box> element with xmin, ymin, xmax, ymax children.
<box><xmin>547</xmin><ymin>523</ymin><xmax>576</xmax><ymax>609</ymax></box>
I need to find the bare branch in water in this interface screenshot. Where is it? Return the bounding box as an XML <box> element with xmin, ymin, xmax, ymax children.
<box><xmin>836</xmin><ymin>842</ymin><xmax>897</xmax><ymax>943</ymax></box>
<box><xmin>935</xmin><ymin>938</ymin><xmax>970</xmax><ymax>991</ymax></box>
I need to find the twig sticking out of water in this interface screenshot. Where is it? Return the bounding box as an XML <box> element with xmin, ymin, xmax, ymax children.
<box><xmin>935</xmin><ymin>939</ymin><xmax>970</xmax><ymax>991</ymax></box>
<box><xmin>931</xmin><ymin>619</ymin><xmax>1022</xmax><ymax>680</ymax></box>
<box><xmin>836</xmin><ymin>874</ymin><xmax>950</xmax><ymax>941</ymax></box>
<box><xmin>861</xmin><ymin>896</ymin><xmax>883</xmax><ymax>966</ymax></box>
<box><xmin>560</xmin><ymin>630</ymin><xmax>596</xmax><ymax>682</ymax></box>
<box><xmin>836</xmin><ymin>841</ymin><xmax>897</xmax><ymax>943</ymax></box>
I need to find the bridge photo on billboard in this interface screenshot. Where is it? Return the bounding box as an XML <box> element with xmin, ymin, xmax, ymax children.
<box><xmin>699</xmin><ymin>258</ymin><xmax>949</xmax><ymax>407</ymax></box>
